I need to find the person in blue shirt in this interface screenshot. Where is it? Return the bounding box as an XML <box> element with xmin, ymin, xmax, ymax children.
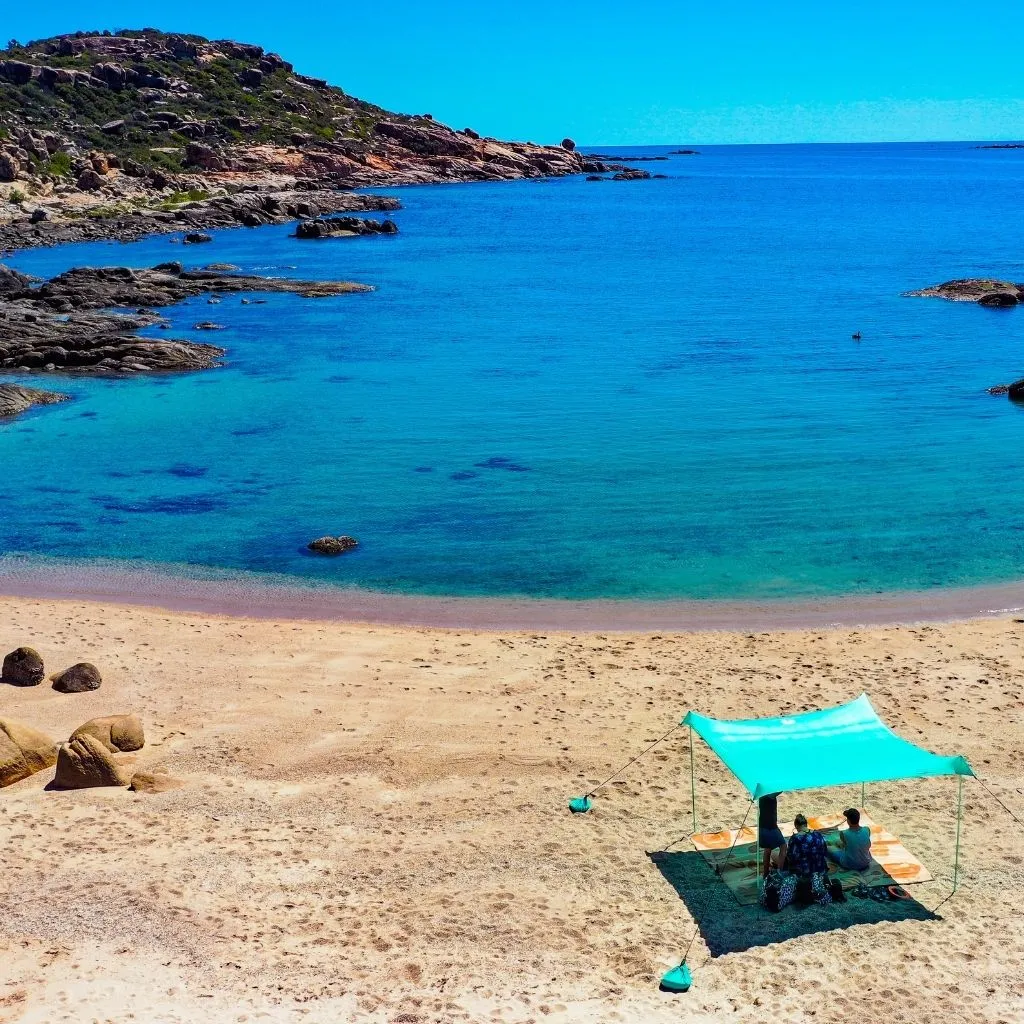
<box><xmin>785</xmin><ymin>813</ymin><xmax>828</xmax><ymax>876</ymax></box>
<box><xmin>826</xmin><ymin>807</ymin><xmax>872</xmax><ymax>871</ymax></box>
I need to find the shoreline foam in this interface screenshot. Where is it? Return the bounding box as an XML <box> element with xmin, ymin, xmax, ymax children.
<box><xmin>3</xmin><ymin>555</ymin><xmax>1024</xmax><ymax>630</ymax></box>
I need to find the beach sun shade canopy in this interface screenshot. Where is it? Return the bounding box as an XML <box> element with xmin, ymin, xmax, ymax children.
<box><xmin>682</xmin><ymin>694</ymin><xmax>973</xmax><ymax>799</ymax></box>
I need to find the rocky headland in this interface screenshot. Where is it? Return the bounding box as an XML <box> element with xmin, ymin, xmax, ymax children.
<box><xmin>0</xmin><ymin>29</ymin><xmax>598</xmax><ymax>251</ymax></box>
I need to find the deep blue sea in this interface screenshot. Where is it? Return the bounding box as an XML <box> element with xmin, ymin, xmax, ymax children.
<box><xmin>3</xmin><ymin>142</ymin><xmax>1024</xmax><ymax>601</ymax></box>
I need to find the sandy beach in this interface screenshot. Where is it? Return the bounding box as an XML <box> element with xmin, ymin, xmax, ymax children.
<box><xmin>1</xmin><ymin>595</ymin><xmax>1022</xmax><ymax>1023</ymax></box>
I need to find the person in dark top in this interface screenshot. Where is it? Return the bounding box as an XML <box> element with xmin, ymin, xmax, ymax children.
<box><xmin>785</xmin><ymin>813</ymin><xmax>828</xmax><ymax>876</ymax></box>
<box><xmin>758</xmin><ymin>792</ymin><xmax>787</xmax><ymax>875</ymax></box>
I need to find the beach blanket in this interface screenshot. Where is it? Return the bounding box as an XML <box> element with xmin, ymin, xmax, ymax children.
<box><xmin>690</xmin><ymin>811</ymin><xmax>932</xmax><ymax>907</ymax></box>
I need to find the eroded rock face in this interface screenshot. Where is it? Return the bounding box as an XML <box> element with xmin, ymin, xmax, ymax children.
<box><xmin>295</xmin><ymin>216</ymin><xmax>397</xmax><ymax>239</ymax></box>
<box><xmin>71</xmin><ymin>714</ymin><xmax>144</xmax><ymax>752</ymax></box>
<box><xmin>1</xmin><ymin>647</ymin><xmax>45</xmax><ymax>686</ymax></box>
<box><xmin>54</xmin><ymin>732</ymin><xmax>133</xmax><ymax>789</ymax></box>
<box><xmin>0</xmin><ymin>718</ymin><xmax>58</xmax><ymax>787</ymax></box>
<box><xmin>51</xmin><ymin>662</ymin><xmax>103</xmax><ymax>693</ymax></box>
<box><xmin>308</xmin><ymin>535</ymin><xmax>359</xmax><ymax>555</ymax></box>
<box><xmin>908</xmin><ymin>279</ymin><xmax>1024</xmax><ymax>304</ymax></box>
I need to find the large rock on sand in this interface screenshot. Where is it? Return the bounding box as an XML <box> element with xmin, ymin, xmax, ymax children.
<box><xmin>51</xmin><ymin>662</ymin><xmax>102</xmax><ymax>693</ymax></box>
<box><xmin>54</xmin><ymin>733</ymin><xmax>132</xmax><ymax>789</ymax></box>
<box><xmin>71</xmin><ymin>714</ymin><xmax>144</xmax><ymax>752</ymax></box>
<box><xmin>130</xmin><ymin>769</ymin><xmax>185</xmax><ymax>794</ymax></box>
<box><xmin>0</xmin><ymin>719</ymin><xmax>58</xmax><ymax>788</ymax></box>
<box><xmin>2</xmin><ymin>647</ymin><xmax>45</xmax><ymax>686</ymax></box>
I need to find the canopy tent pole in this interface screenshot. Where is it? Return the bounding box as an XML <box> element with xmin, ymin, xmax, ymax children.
<box><xmin>755</xmin><ymin>796</ymin><xmax>761</xmax><ymax>892</ymax></box>
<box><xmin>953</xmin><ymin>773</ymin><xmax>964</xmax><ymax>893</ymax></box>
<box><xmin>861</xmin><ymin>781</ymin><xmax>866</xmax><ymax>809</ymax></box>
<box><xmin>689</xmin><ymin>726</ymin><xmax>697</xmax><ymax>835</ymax></box>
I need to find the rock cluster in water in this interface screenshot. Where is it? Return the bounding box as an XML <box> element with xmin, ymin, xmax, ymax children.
<box><xmin>0</xmin><ymin>261</ymin><xmax>372</xmax><ymax>379</ymax></box>
<box><xmin>294</xmin><ymin>216</ymin><xmax>398</xmax><ymax>239</ymax></box>
<box><xmin>307</xmin><ymin>535</ymin><xmax>359</xmax><ymax>555</ymax></box>
<box><xmin>908</xmin><ymin>279</ymin><xmax>1024</xmax><ymax>305</ymax></box>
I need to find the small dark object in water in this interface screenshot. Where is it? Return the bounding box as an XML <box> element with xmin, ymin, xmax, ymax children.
<box><xmin>308</xmin><ymin>535</ymin><xmax>359</xmax><ymax>555</ymax></box>
<box><xmin>852</xmin><ymin>331</ymin><xmax>862</xmax><ymax>340</ymax></box>
<box><xmin>1008</xmin><ymin>378</ymin><xmax>1024</xmax><ymax>400</ymax></box>
<box><xmin>988</xmin><ymin>384</ymin><xmax>1010</xmax><ymax>395</ymax></box>
<box><xmin>184</xmin><ymin>232</ymin><xmax>213</xmax><ymax>244</ymax></box>
<box><xmin>193</xmin><ymin>321</ymin><xmax>225</xmax><ymax>330</ymax></box>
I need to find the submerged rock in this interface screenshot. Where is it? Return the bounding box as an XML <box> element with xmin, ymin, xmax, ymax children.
<box><xmin>308</xmin><ymin>535</ymin><xmax>359</xmax><ymax>555</ymax></box>
<box><xmin>51</xmin><ymin>662</ymin><xmax>103</xmax><ymax>693</ymax></box>
<box><xmin>183</xmin><ymin>232</ymin><xmax>213</xmax><ymax>244</ymax></box>
<box><xmin>612</xmin><ymin>168</ymin><xmax>651</xmax><ymax>181</ymax></box>
<box><xmin>1</xmin><ymin>646</ymin><xmax>45</xmax><ymax>686</ymax></box>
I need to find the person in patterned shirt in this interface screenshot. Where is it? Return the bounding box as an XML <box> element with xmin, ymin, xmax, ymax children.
<box><xmin>785</xmin><ymin>813</ymin><xmax>828</xmax><ymax>876</ymax></box>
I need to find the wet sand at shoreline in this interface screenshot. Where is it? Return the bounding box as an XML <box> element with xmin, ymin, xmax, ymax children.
<box><xmin>1</xmin><ymin>594</ymin><xmax>1023</xmax><ymax>1023</ymax></box>
<box><xmin>3</xmin><ymin>557</ymin><xmax>1024</xmax><ymax>631</ymax></box>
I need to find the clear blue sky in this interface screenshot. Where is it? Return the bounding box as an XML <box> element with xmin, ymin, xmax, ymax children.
<box><xmin>6</xmin><ymin>2</ymin><xmax>1024</xmax><ymax>146</ymax></box>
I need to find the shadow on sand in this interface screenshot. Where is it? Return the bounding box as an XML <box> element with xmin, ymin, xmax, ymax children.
<box><xmin>648</xmin><ymin>850</ymin><xmax>940</xmax><ymax>957</ymax></box>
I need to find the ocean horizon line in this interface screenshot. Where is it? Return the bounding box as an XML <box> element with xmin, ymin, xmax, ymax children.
<box><xmin>567</xmin><ymin>138</ymin><xmax>1024</xmax><ymax>151</ymax></box>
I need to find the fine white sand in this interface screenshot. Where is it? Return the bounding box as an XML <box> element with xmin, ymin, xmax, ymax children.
<box><xmin>1</xmin><ymin>596</ymin><xmax>1023</xmax><ymax>1023</ymax></box>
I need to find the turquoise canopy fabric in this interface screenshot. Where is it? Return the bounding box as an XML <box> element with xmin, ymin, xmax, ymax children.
<box><xmin>682</xmin><ymin>694</ymin><xmax>973</xmax><ymax>799</ymax></box>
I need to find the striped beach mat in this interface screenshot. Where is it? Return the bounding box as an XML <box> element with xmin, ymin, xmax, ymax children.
<box><xmin>691</xmin><ymin>811</ymin><xmax>933</xmax><ymax>906</ymax></box>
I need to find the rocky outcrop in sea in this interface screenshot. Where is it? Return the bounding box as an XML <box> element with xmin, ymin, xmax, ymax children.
<box><xmin>908</xmin><ymin>279</ymin><xmax>1024</xmax><ymax>305</ymax></box>
<box><xmin>0</xmin><ymin>261</ymin><xmax>373</xmax><ymax>377</ymax></box>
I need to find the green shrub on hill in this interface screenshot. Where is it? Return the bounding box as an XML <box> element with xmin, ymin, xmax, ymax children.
<box><xmin>0</xmin><ymin>28</ymin><xmax>393</xmax><ymax>177</ymax></box>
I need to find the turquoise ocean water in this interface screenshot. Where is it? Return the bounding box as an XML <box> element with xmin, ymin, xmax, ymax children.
<box><xmin>3</xmin><ymin>142</ymin><xmax>1024</xmax><ymax>602</ymax></box>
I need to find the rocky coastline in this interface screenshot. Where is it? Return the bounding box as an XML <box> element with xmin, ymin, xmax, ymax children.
<box><xmin>0</xmin><ymin>261</ymin><xmax>373</xmax><ymax>401</ymax></box>
<box><xmin>0</xmin><ymin>186</ymin><xmax>401</xmax><ymax>252</ymax></box>
<box><xmin>0</xmin><ymin>28</ymin><xmax>661</xmax><ymax>423</ymax></box>
<box><xmin>0</xmin><ymin>30</ymin><xmax>600</xmax><ymax>254</ymax></box>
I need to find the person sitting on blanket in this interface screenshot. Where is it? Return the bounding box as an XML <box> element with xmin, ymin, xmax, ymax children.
<box><xmin>785</xmin><ymin>814</ymin><xmax>828</xmax><ymax>876</ymax></box>
<box><xmin>826</xmin><ymin>807</ymin><xmax>872</xmax><ymax>871</ymax></box>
